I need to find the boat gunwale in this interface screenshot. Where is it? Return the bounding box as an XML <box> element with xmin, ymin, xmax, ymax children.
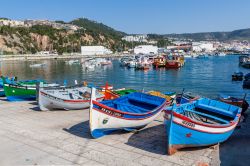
<box><xmin>164</xmin><ymin>110</ymin><xmax>240</xmax><ymax>128</ymax></box>
<box><xmin>92</xmin><ymin>99</ymin><xmax>169</xmax><ymax>116</ymax></box>
<box><xmin>40</xmin><ymin>90</ymin><xmax>104</xmax><ymax>103</ymax></box>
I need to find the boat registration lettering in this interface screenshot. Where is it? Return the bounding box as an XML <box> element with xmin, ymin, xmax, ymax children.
<box><xmin>101</xmin><ymin>108</ymin><xmax>123</xmax><ymax>117</ymax></box>
<box><xmin>182</xmin><ymin>120</ymin><xmax>195</xmax><ymax>128</ymax></box>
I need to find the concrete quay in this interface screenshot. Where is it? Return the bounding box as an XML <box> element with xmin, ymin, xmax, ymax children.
<box><xmin>0</xmin><ymin>53</ymin><xmax>128</xmax><ymax>61</ymax></box>
<box><xmin>0</xmin><ymin>98</ymin><xmax>249</xmax><ymax>166</ymax></box>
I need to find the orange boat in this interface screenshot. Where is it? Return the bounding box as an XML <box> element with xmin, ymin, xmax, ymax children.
<box><xmin>153</xmin><ymin>56</ymin><xmax>166</xmax><ymax>68</ymax></box>
<box><xmin>165</xmin><ymin>55</ymin><xmax>185</xmax><ymax>68</ymax></box>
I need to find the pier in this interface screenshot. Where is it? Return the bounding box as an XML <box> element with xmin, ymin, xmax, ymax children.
<box><xmin>0</xmin><ymin>53</ymin><xmax>128</xmax><ymax>61</ymax></box>
<box><xmin>1</xmin><ymin>99</ymin><xmax>249</xmax><ymax>165</ymax></box>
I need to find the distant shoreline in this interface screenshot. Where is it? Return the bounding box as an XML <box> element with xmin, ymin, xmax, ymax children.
<box><xmin>0</xmin><ymin>53</ymin><xmax>130</xmax><ymax>61</ymax></box>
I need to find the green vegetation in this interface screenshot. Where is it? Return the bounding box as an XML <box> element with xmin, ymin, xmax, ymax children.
<box><xmin>0</xmin><ymin>18</ymin><xmax>138</xmax><ymax>54</ymax></box>
<box><xmin>148</xmin><ymin>34</ymin><xmax>172</xmax><ymax>47</ymax></box>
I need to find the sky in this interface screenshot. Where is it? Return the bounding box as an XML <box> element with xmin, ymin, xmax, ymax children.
<box><xmin>1</xmin><ymin>0</ymin><xmax>250</xmax><ymax>34</ymax></box>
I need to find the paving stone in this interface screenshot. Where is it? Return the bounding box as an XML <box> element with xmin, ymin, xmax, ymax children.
<box><xmin>0</xmin><ymin>100</ymin><xmax>228</xmax><ymax>166</ymax></box>
<box><xmin>105</xmin><ymin>147</ymin><xmax>142</xmax><ymax>160</ymax></box>
<box><xmin>134</xmin><ymin>155</ymin><xmax>175</xmax><ymax>166</ymax></box>
<box><xmin>82</xmin><ymin>150</ymin><xmax>142</xmax><ymax>166</ymax></box>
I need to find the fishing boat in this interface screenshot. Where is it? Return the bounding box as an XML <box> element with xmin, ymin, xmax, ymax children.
<box><xmin>219</xmin><ymin>94</ymin><xmax>249</xmax><ymax>114</ymax></box>
<box><xmin>3</xmin><ymin>83</ymin><xmax>38</xmax><ymax>101</ymax></box>
<box><xmin>239</xmin><ymin>55</ymin><xmax>250</xmax><ymax>68</ymax></box>
<box><xmin>120</xmin><ymin>57</ymin><xmax>130</xmax><ymax>66</ymax></box>
<box><xmin>39</xmin><ymin>86</ymin><xmax>104</xmax><ymax>111</ymax></box>
<box><xmin>147</xmin><ymin>91</ymin><xmax>172</xmax><ymax>101</ymax></box>
<box><xmin>103</xmin><ymin>88</ymin><xmax>137</xmax><ymax>100</ymax></box>
<box><xmin>113</xmin><ymin>88</ymin><xmax>137</xmax><ymax>96</ymax></box>
<box><xmin>164</xmin><ymin>92</ymin><xmax>176</xmax><ymax>99</ymax></box>
<box><xmin>165</xmin><ymin>55</ymin><xmax>185</xmax><ymax>68</ymax></box>
<box><xmin>164</xmin><ymin>98</ymin><xmax>241</xmax><ymax>155</ymax></box>
<box><xmin>135</xmin><ymin>56</ymin><xmax>150</xmax><ymax>70</ymax></box>
<box><xmin>100</xmin><ymin>58</ymin><xmax>112</xmax><ymax>65</ymax></box>
<box><xmin>153</xmin><ymin>56</ymin><xmax>166</xmax><ymax>68</ymax></box>
<box><xmin>30</xmin><ymin>63</ymin><xmax>46</xmax><ymax>68</ymax></box>
<box><xmin>66</xmin><ymin>60</ymin><xmax>80</xmax><ymax>65</ymax></box>
<box><xmin>127</xmin><ymin>59</ymin><xmax>136</xmax><ymax>68</ymax></box>
<box><xmin>89</xmin><ymin>88</ymin><xmax>169</xmax><ymax>138</ymax></box>
<box><xmin>2</xmin><ymin>77</ymin><xmax>56</xmax><ymax>101</ymax></box>
<box><xmin>176</xmin><ymin>92</ymin><xmax>200</xmax><ymax>104</ymax></box>
<box><xmin>232</xmin><ymin>72</ymin><xmax>243</xmax><ymax>81</ymax></box>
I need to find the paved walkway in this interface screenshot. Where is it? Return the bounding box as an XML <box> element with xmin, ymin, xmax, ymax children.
<box><xmin>1</xmin><ymin>98</ymin><xmax>247</xmax><ymax>166</ymax></box>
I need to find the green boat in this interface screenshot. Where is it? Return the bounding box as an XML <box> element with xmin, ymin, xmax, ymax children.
<box><xmin>113</xmin><ymin>89</ymin><xmax>137</xmax><ymax>96</ymax></box>
<box><xmin>3</xmin><ymin>83</ymin><xmax>37</xmax><ymax>101</ymax></box>
<box><xmin>18</xmin><ymin>80</ymin><xmax>46</xmax><ymax>87</ymax></box>
<box><xmin>1</xmin><ymin>77</ymin><xmax>44</xmax><ymax>101</ymax></box>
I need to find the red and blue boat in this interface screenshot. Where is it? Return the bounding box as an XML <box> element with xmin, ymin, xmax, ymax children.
<box><xmin>164</xmin><ymin>98</ymin><xmax>241</xmax><ymax>155</ymax></box>
<box><xmin>89</xmin><ymin>88</ymin><xmax>170</xmax><ymax>138</ymax></box>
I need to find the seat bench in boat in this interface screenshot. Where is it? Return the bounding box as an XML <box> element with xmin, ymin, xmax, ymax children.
<box><xmin>196</xmin><ymin>99</ymin><xmax>238</xmax><ymax>118</ymax></box>
<box><xmin>185</xmin><ymin>109</ymin><xmax>230</xmax><ymax>124</ymax></box>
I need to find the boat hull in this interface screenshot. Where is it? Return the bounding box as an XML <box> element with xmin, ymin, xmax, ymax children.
<box><xmin>164</xmin><ymin>108</ymin><xmax>239</xmax><ymax>155</ymax></box>
<box><xmin>39</xmin><ymin>91</ymin><xmax>103</xmax><ymax>111</ymax></box>
<box><xmin>3</xmin><ymin>84</ymin><xmax>36</xmax><ymax>101</ymax></box>
<box><xmin>0</xmin><ymin>89</ymin><xmax>5</xmax><ymax>97</ymax></box>
<box><xmin>166</xmin><ymin>61</ymin><xmax>183</xmax><ymax>68</ymax></box>
<box><xmin>90</xmin><ymin>102</ymin><xmax>165</xmax><ymax>138</ymax></box>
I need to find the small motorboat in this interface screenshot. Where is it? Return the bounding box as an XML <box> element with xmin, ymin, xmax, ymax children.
<box><xmin>89</xmin><ymin>88</ymin><xmax>170</xmax><ymax>138</ymax></box>
<box><xmin>164</xmin><ymin>98</ymin><xmax>241</xmax><ymax>155</ymax></box>
<box><xmin>127</xmin><ymin>59</ymin><xmax>136</xmax><ymax>68</ymax></box>
<box><xmin>66</xmin><ymin>60</ymin><xmax>80</xmax><ymax>65</ymax></box>
<box><xmin>30</xmin><ymin>63</ymin><xmax>46</xmax><ymax>68</ymax></box>
<box><xmin>243</xmin><ymin>73</ymin><xmax>250</xmax><ymax>89</ymax></box>
<box><xmin>239</xmin><ymin>55</ymin><xmax>250</xmax><ymax>68</ymax></box>
<box><xmin>232</xmin><ymin>72</ymin><xmax>243</xmax><ymax>81</ymax></box>
<box><xmin>39</xmin><ymin>86</ymin><xmax>104</xmax><ymax>111</ymax></box>
<box><xmin>219</xmin><ymin>94</ymin><xmax>249</xmax><ymax>114</ymax></box>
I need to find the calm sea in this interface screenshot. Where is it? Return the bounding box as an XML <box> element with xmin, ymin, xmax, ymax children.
<box><xmin>1</xmin><ymin>55</ymin><xmax>250</xmax><ymax>101</ymax></box>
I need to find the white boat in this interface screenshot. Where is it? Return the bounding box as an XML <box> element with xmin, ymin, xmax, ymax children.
<box><xmin>217</xmin><ymin>52</ymin><xmax>226</xmax><ymax>56</ymax></box>
<box><xmin>89</xmin><ymin>88</ymin><xmax>170</xmax><ymax>138</ymax></box>
<box><xmin>66</xmin><ymin>60</ymin><xmax>80</xmax><ymax>65</ymax></box>
<box><xmin>39</xmin><ymin>86</ymin><xmax>104</xmax><ymax>111</ymax></box>
<box><xmin>96</xmin><ymin>58</ymin><xmax>112</xmax><ymax>65</ymax></box>
<box><xmin>127</xmin><ymin>59</ymin><xmax>136</xmax><ymax>68</ymax></box>
<box><xmin>184</xmin><ymin>54</ymin><xmax>192</xmax><ymax>58</ymax></box>
<box><xmin>30</xmin><ymin>63</ymin><xmax>46</xmax><ymax>68</ymax></box>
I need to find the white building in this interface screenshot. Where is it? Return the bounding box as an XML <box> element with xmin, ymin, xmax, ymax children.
<box><xmin>134</xmin><ymin>45</ymin><xmax>158</xmax><ymax>54</ymax></box>
<box><xmin>122</xmin><ymin>35</ymin><xmax>148</xmax><ymax>42</ymax></box>
<box><xmin>0</xmin><ymin>19</ymin><xmax>24</xmax><ymax>27</ymax></box>
<box><xmin>81</xmin><ymin>46</ymin><xmax>112</xmax><ymax>56</ymax></box>
<box><xmin>192</xmin><ymin>42</ymin><xmax>215</xmax><ymax>52</ymax></box>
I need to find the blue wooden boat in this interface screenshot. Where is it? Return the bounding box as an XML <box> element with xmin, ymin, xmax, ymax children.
<box><xmin>164</xmin><ymin>98</ymin><xmax>241</xmax><ymax>155</ymax></box>
<box><xmin>89</xmin><ymin>88</ymin><xmax>170</xmax><ymax>138</ymax></box>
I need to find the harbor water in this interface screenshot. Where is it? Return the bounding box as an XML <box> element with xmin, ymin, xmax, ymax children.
<box><xmin>1</xmin><ymin>55</ymin><xmax>250</xmax><ymax>101</ymax></box>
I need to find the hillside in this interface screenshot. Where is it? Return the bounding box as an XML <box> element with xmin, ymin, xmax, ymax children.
<box><xmin>164</xmin><ymin>28</ymin><xmax>250</xmax><ymax>41</ymax></box>
<box><xmin>0</xmin><ymin>18</ymin><xmax>128</xmax><ymax>54</ymax></box>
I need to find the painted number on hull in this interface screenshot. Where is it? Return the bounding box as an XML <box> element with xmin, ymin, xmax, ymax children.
<box><xmin>182</xmin><ymin>120</ymin><xmax>195</xmax><ymax>128</ymax></box>
<box><xmin>101</xmin><ymin>108</ymin><xmax>123</xmax><ymax>117</ymax></box>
